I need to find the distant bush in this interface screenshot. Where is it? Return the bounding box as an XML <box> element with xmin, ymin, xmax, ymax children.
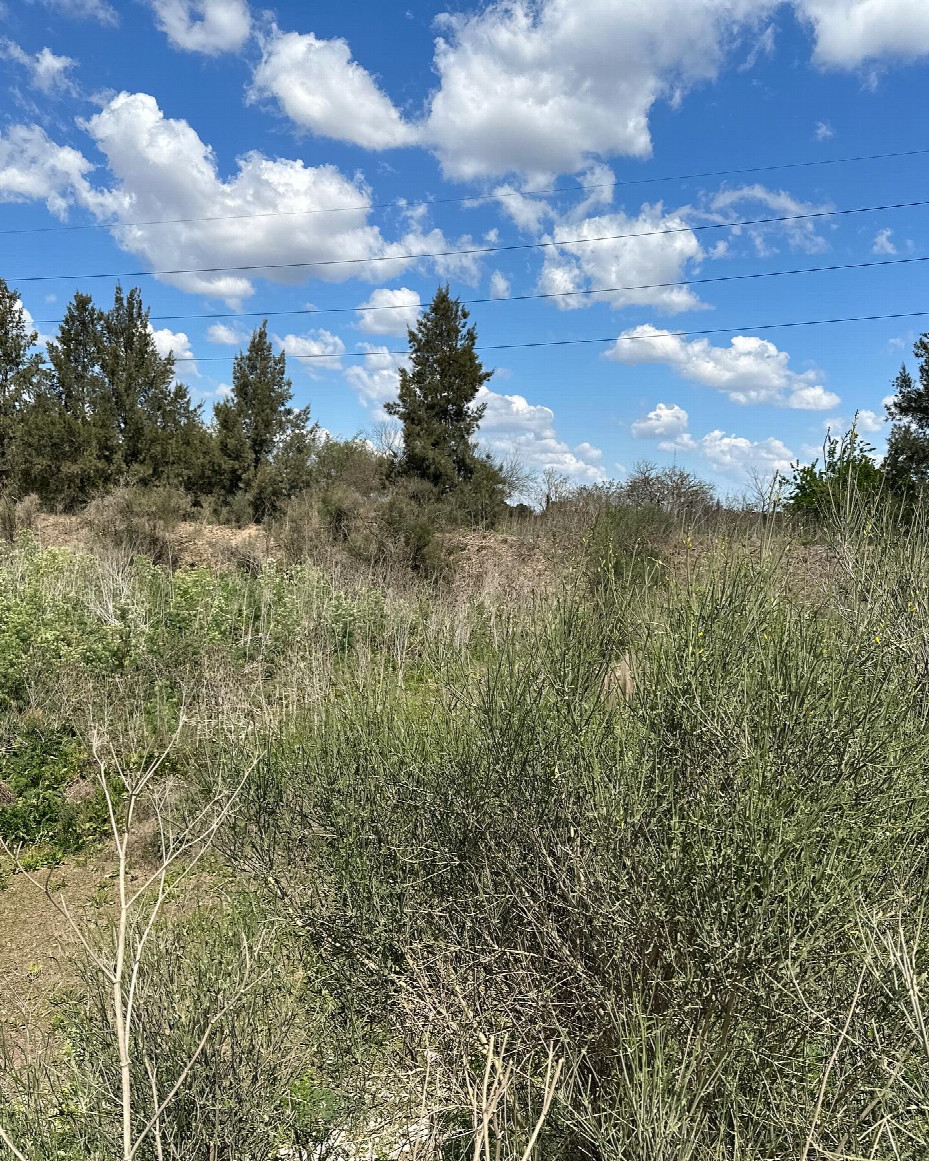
<box><xmin>82</xmin><ymin>484</ymin><xmax>191</xmax><ymax>566</ymax></box>
<box><xmin>782</xmin><ymin>426</ymin><xmax>886</xmax><ymax>516</ymax></box>
<box><xmin>0</xmin><ymin>492</ymin><xmax>40</xmax><ymax>544</ymax></box>
<box><xmin>619</xmin><ymin>461</ymin><xmax>718</xmax><ymax>513</ymax></box>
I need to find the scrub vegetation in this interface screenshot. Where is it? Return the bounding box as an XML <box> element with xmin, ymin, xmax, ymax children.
<box><xmin>2</xmin><ymin>486</ymin><xmax>929</xmax><ymax>1161</ymax></box>
<box><xmin>2</xmin><ymin>276</ymin><xmax>929</xmax><ymax>1159</ymax></box>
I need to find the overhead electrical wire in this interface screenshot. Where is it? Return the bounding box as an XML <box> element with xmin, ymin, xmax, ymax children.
<box><xmin>31</xmin><ymin>252</ymin><xmax>926</xmax><ymax>328</ymax></box>
<box><xmin>170</xmin><ymin>310</ymin><xmax>929</xmax><ymax>362</ymax></box>
<box><xmin>9</xmin><ymin>197</ymin><xmax>929</xmax><ymax>285</ymax></box>
<box><xmin>1</xmin><ymin>145</ymin><xmax>927</xmax><ymax>237</ymax></box>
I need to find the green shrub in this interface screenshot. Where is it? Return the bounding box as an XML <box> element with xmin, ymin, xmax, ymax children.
<box><xmin>226</xmin><ymin>531</ymin><xmax>929</xmax><ymax>1160</ymax></box>
<box><xmin>0</xmin><ymin>725</ymin><xmax>106</xmax><ymax>857</ymax></box>
<box><xmin>782</xmin><ymin>425</ymin><xmax>887</xmax><ymax>516</ymax></box>
<box><xmin>0</xmin><ymin>546</ymin><xmax>125</xmax><ymax>707</ymax></box>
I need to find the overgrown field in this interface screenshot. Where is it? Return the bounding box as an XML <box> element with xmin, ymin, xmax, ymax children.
<box><xmin>2</xmin><ymin>502</ymin><xmax>929</xmax><ymax>1160</ymax></box>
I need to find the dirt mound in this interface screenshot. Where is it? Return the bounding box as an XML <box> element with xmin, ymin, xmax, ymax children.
<box><xmin>34</xmin><ymin>514</ymin><xmax>269</xmax><ymax>569</ymax></box>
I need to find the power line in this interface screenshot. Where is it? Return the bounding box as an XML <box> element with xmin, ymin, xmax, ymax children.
<box><xmin>171</xmin><ymin>310</ymin><xmax>929</xmax><ymax>362</ymax></box>
<box><xmin>10</xmin><ymin>198</ymin><xmax>929</xmax><ymax>285</ymax></box>
<box><xmin>2</xmin><ymin>145</ymin><xmax>928</xmax><ymax>237</ymax></box>
<box><xmin>33</xmin><ymin>252</ymin><xmax>925</xmax><ymax>328</ymax></box>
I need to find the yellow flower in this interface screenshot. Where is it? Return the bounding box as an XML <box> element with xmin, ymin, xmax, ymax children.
<box><xmin>874</xmin><ymin>635</ymin><xmax>881</xmax><ymax>644</ymax></box>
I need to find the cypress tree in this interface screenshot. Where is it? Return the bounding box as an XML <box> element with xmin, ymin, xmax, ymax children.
<box><xmin>0</xmin><ymin>278</ymin><xmax>45</xmax><ymax>492</ymax></box>
<box><xmin>214</xmin><ymin>321</ymin><xmax>316</xmax><ymax>519</ymax></box>
<box><xmin>36</xmin><ymin>292</ymin><xmax>114</xmax><ymax>504</ymax></box>
<box><xmin>385</xmin><ymin>285</ymin><xmax>493</xmax><ymax>493</ymax></box>
<box><xmin>99</xmin><ymin>285</ymin><xmax>205</xmax><ymax>485</ymax></box>
<box><xmin>17</xmin><ymin>287</ymin><xmax>209</xmax><ymax>505</ymax></box>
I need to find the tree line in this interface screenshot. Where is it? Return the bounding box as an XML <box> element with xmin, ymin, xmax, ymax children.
<box><xmin>5</xmin><ymin>267</ymin><xmax>928</xmax><ymax>524</ymax></box>
<box><xmin>0</xmin><ymin>277</ymin><xmax>508</xmax><ymax>523</ymax></box>
<box><xmin>784</xmin><ymin>334</ymin><xmax>929</xmax><ymax>513</ymax></box>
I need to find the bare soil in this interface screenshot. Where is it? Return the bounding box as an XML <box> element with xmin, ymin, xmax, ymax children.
<box><xmin>0</xmin><ymin>854</ymin><xmax>115</xmax><ymax>1046</ymax></box>
<box><xmin>34</xmin><ymin>513</ymin><xmax>268</xmax><ymax>569</ymax></box>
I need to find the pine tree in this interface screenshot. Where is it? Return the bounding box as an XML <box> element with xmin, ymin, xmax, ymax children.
<box><xmin>385</xmin><ymin>285</ymin><xmax>494</xmax><ymax>493</ymax></box>
<box><xmin>885</xmin><ymin>341</ymin><xmax>929</xmax><ymax>491</ymax></box>
<box><xmin>0</xmin><ymin>278</ymin><xmax>46</xmax><ymax>492</ymax></box>
<box><xmin>214</xmin><ymin>321</ymin><xmax>316</xmax><ymax>519</ymax></box>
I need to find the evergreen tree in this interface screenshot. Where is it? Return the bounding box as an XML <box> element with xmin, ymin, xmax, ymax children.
<box><xmin>25</xmin><ymin>292</ymin><xmax>113</xmax><ymax>504</ymax></box>
<box><xmin>214</xmin><ymin>322</ymin><xmax>316</xmax><ymax>519</ymax></box>
<box><xmin>99</xmin><ymin>285</ymin><xmax>205</xmax><ymax>486</ymax></box>
<box><xmin>885</xmin><ymin>339</ymin><xmax>929</xmax><ymax>491</ymax></box>
<box><xmin>0</xmin><ymin>278</ymin><xmax>45</xmax><ymax>492</ymax></box>
<box><xmin>17</xmin><ymin>287</ymin><xmax>210</xmax><ymax>506</ymax></box>
<box><xmin>385</xmin><ymin>286</ymin><xmax>494</xmax><ymax>493</ymax></box>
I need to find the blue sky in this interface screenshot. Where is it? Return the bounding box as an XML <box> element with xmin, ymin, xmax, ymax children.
<box><xmin>1</xmin><ymin>0</ymin><xmax>928</xmax><ymax>490</ymax></box>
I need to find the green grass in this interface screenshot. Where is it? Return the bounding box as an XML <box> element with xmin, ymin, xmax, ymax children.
<box><xmin>2</xmin><ymin>506</ymin><xmax>929</xmax><ymax>1159</ymax></box>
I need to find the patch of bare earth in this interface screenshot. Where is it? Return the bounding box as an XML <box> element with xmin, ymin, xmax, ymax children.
<box><xmin>0</xmin><ymin>854</ymin><xmax>115</xmax><ymax>1044</ymax></box>
<box><xmin>34</xmin><ymin>514</ymin><xmax>270</xmax><ymax>569</ymax></box>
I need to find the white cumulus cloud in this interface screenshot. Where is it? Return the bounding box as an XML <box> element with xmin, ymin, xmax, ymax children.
<box><xmin>0</xmin><ymin>124</ymin><xmax>91</xmax><ymax>216</ymax></box>
<box><xmin>662</xmin><ymin>429</ymin><xmax>796</xmax><ymax>476</ymax></box>
<box><xmin>68</xmin><ymin>92</ymin><xmax>429</xmax><ymax>302</ymax></box>
<box><xmin>424</xmin><ymin>0</ymin><xmax>776</xmax><ymax>179</ymax></box>
<box><xmin>476</xmin><ymin>386</ymin><xmax>606</xmax><ymax>482</ymax></box>
<box><xmin>795</xmin><ymin>0</ymin><xmax>929</xmax><ymax>66</ymax></box>
<box><xmin>151</xmin><ymin>0</ymin><xmax>251</xmax><ymax>55</ymax></box>
<box><xmin>251</xmin><ymin>28</ymin><xmax>417</xmax><ymax>150</ymax></box>
<box><xmin>489</xmin><ymin>271</ymin><xmax>511</xmax><ymax>299</ymax></box>
<box><xmin>538</xmin><ymin>204</ymin><xmax>705</xmax><ymax>313</ymax></box>
<box><xmin>422</xmin><ymin>1</ymin><xmax>929</xmax><ymax>179</ymax></box>
<box><xmin>1</xmin><ymin>41</ymin><xmax>76</xmax><ymax>93</ymax></box>
<box><xmin>873</xmin><ymin>228</ymin><xmax>897</xmax><ymax>255</ymax></box>
<box><xmin>343</xmin><ymin>344</ymin><xmax>408</xmax><ymax>406</ymax></box>
<box><xmin>493</xmin><ymin>184</ymin><xmax>553</xmax><ymax>233</ymax></box>
<box><xmin>608</xmin><ymin>325</ymin><xmax>840</xmax><ymax>409</ymax></box>
<box><xmin>824</xmin><ymin>408</ymin><xmax>884</xmax><ymax>433</ymax></box>
<box><xmin>356</xmin><ymin>287</ymin><xmax>422</xmax><ymax>336</ymax></box>
<box><xmin>0</xmin><ymin>96</ymin><xmax>480</xmax><ymax>304</ymax></box>
<box><xmin>788</xmin><ymin>385</ymin><xmax>843</xmax><ymax>410</ymax></box>
<box><xmin>274</xmin><ymin>329</ymin><xmax>345</xmax><ymax>371</ymax></box>
<box><xmin>206</xmin><ymin>322</ymin><xmax>251</xmax><ymax>345</ymax></box>
<box><xmin>149</xmin><ymin>325</ymin><xmax>198</xmax><ymax>375</ymax></box>
<box><xmin>702</xmin><ymin>183</ymin><xmax>832</xmax><ymax>255</ymax></box>
<box><xmin>631</xmin><ymin>402</ymin><xmax>689</xmax><ymax>439</ymax></box>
